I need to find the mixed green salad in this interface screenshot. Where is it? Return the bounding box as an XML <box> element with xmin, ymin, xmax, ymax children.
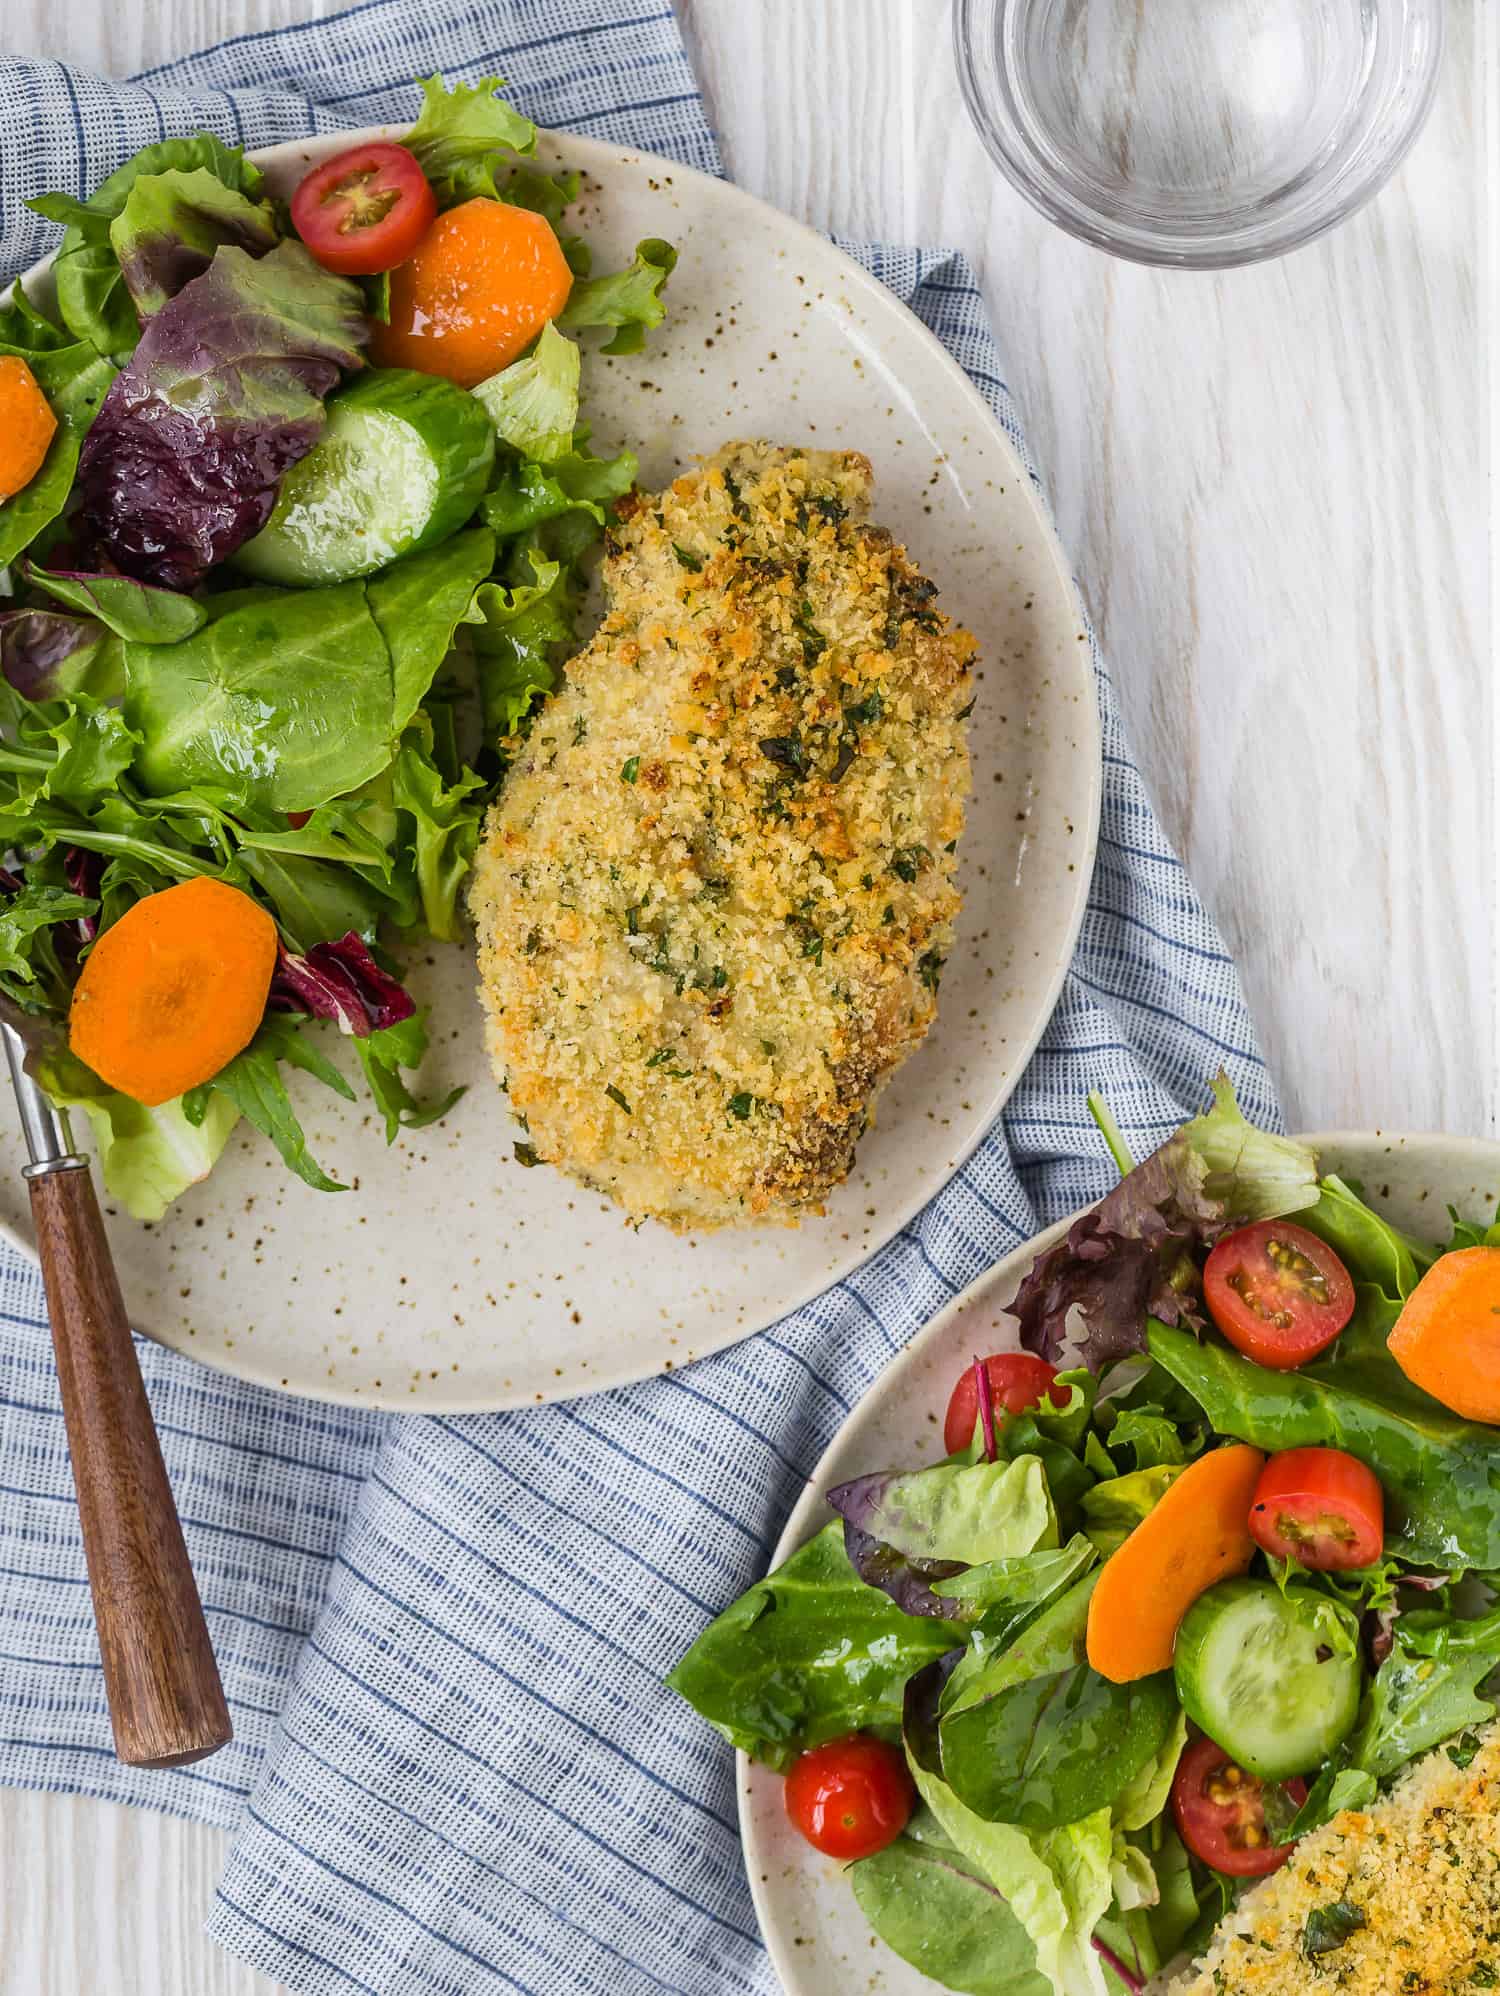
<box><xmin>0</xmin><ymin>76</ymin><xmax>676</xmax><ymax>1218</ymax></box>
<box><xmin>669</xmin><ymin>1080</ymin><xmax>1500</xmax><ymax>1994</ymax></box>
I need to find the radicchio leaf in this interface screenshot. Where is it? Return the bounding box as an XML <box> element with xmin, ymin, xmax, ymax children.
<box><xmin>76</xmin><ymin>241</ymin><xmax>367</xmax><ymax>588</ymax></box>
<box><xmin>1012</xmin><ymin>1075</ymin><xmax>1319</xmax><ymax>1372</ymax></box>
<box><xmin>270</xmin><ymin>931</ymin><xmax>415</xmax><ymax>1039</ymax></box>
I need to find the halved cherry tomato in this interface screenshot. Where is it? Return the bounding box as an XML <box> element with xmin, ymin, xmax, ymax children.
<box><xmin>1203</xmin><ymin>1220</ymin><xmax>1355</xmax><ymax>1370</ymax></box>
<box><xmin>1170</xmin><ymin>1735</ymin><xmax>1306</xmax><ymax>1879</ymax></box>
<box><xmin>942</xmin><ymin>1352</ymin><xmax>1068</xmax><ymax>1455</ymax></box>
<box><xmin>1248</xmin><ymin>1446</ymin><xmax>1384</xmax><ymax>1570</ymax></box>
<box><xmin>784</xmin><ymin>1734</ymin><xmax>914</xmax><ymax>1861</ymax></box>
<box><xmin>291</xmin><ymin>142</ymin><xmax>436</xmax><ymax>276</ymax></box>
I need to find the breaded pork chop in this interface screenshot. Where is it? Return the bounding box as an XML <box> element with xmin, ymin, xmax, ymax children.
<box><xmin>468</xmin><ymin>441</ymin><xmax>975</xmax><ymax>1229</ymax></box>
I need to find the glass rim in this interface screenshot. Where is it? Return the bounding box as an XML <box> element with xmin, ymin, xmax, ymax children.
<box><xmin>952</xmin><ymin>0</ymin><xmax>1447</xmax><ymax>270</ymax></box>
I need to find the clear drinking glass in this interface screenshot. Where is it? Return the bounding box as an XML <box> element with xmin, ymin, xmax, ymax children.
<box><xmin>954</xmin><ymin>0</ymin><xmax>1445</xmax><ymax>268</ymax></box>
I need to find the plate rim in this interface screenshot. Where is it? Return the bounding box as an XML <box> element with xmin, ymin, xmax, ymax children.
<box><xmin>1</xmin><ymin>125</ymin><xmax>1102</xmax><ymax>1413</ymax></box>
<box><xmin>736</xmin><ymin>1127</ymin><xmax>1500</xmax><ymax>1990</ymax></box>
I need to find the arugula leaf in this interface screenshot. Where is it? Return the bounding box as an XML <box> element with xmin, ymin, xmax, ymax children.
<box><xmin>354</xmin><ymin>1012</ymin><xmax>464</xmax><ymax>1142</ymax></box>
<box><xmin>558</xmin><ymin>237</ymin><xmax>678</xmax><ymax>355</ymax></box>
<box><xmin>237</xmin><ymin>847</ymin><xmax>392</xmax><ymax>953</ymax></box>
<box><xmin>0</xmin><ymin>884</ymin><xmax>95</xmax><ymax>1012</ymax></box>
<box><xmin>1284</xmin><ymin>1762</ymin><xmax>1378</xmax><ymax>1840</ymax></box>
<box><xmin>665</xmin><ymin>1520</ymin><xmax>960</xmax><ymax>1768</ymax></box>
<box><xmin>185</xmin><ymin>1014</ymin><xmax>353</xmax><ymax>1193</ymax></box>
<box><xmin>24</xmin><ymin>562</ymin><xmax>205</xmax><ymax>643</ymax></box>
<box><xmin>402</xmin><ymin>73</ymin><xmax>538</xmax><ymax>205</ymax></box>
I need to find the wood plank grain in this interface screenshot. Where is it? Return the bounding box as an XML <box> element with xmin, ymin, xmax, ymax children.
<box><xmin>0</xmin><ymin>1</ymin><xmax>1490</xmax><ymax>1991</ymax></box>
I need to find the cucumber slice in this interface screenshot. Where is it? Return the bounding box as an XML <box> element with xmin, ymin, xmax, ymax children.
<box><xmin>1173</xmin><ymin>1578</ymin><xmax>1362</xmax><ymax>1781</ymax></box>
<box><xmin>237</xmin><ymin>368</ymin><xmax>494</xmax><ymax>586</ymax></box>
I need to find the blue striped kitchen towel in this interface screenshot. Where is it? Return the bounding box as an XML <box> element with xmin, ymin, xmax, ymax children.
<box><xmin>0</xmin><ymin>4</ymin><xmax>1278</xmax><ymax>1992</ymax></box>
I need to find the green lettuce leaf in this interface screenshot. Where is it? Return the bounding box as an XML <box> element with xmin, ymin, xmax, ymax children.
<box><xmin>109</xmin><ymin>167</ymin><xmax>279</xmax><ymax>319</ymax></box>
<box><xmin>910</xmin><ymin>1756</ymin><xmax>1115</xmax><ymax>1996</ymax></box>
<box><xmin>0</xmin><ymin>336</ymin><xmax>117</xmax><ymax>570</ymax></box>
<box><xmin>830</xmin><ymin>1457</ymin><xmax>1058</xmax><ymax>1567</ymax></box>
<box><xmin>24</xmin><ymin>562</ymin><xmax>205</xmax><ymax>643</ymax></box>
<box><xmin>558</xmin><ymin>237</ymin><xmax>678</xmax><ymax>355</ymax></box>
<box><xmin>390</xmin><ymin>725</ymin><xmax>485</xmax><ymax>942</ymax></box>
<box><xmin>36</xmin><ymin>1044</ymin><xmax>240</xmax><ymax>1222</ymax></box>
<box><xmin>1080</xmin><ymin>1465</ymin><xmax>1181</xmax><ymax>1557</ymax></box>
<box><xmin>480</xmin><ymin>443</ymin><xmax>637</xmax><ymax>537</ymax></box>
<box><xmin>467</xmin><ymin>551</ymin><xmax>574</xmax><ymax>740</ymax></box>
<box><xmin>849</xmin><ymin>1821</ymin><xmax>1051</xmax><ymax>1996</ymax></box>
<box><xmin>665</xmin><ymin>1520</ymin><xmax>960</xmax><ymax>1769</ymax></box>
<box><xmin>30</xmin><ymin>132</ymin><xmax>265</xmax><ymax>358</ymax></box>
<box><xmin>402</xmin><ymin>74</ymin><xmax>539</xmax><ymax>205</ymax></box>
<box><xmin>473</xmin><ymin>322</ymin><xmax>580</xmax><ymax>463</ymax></box>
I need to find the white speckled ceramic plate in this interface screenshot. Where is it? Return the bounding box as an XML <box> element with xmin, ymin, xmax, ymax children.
<box><xmin>740</xmin><ymin>1131</ymin><xmax>1500</xmax><ymax>1995</ymax></box>
<box><xmin>1</xmin><ymin>129</ymin><xmax>1099</xmax><ymax>1412</ymax></box>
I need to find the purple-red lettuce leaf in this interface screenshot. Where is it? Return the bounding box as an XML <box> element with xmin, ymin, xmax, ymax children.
<box><xmin>1013</xmin><ymin>1075</ymin><xmax>1319</xmax><ymax>1372</ymax></box>
<box><xmin>0</xmin><ymin>609</ymin><xmax>120</xmax><ymax>701</ymax></box>
<box><xmin>270</xmin><ymin>930</ymin><xmax>415</xmax><ymax>1038</ymax></box>
<box><xmin>109</xmin><ymin>168</ymin><xmax>279</xmax><ymax>320</ymax></box>
<box><xmin>77</xmin><ymin>241</ymin><xmax>367</xmax><ymax>587</ymax></box>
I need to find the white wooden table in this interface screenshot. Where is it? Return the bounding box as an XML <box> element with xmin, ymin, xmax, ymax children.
<box><xmin>0</xmin><ymin>1</ymin><xmax>1489</xmax><ymax>1990</ymax></box>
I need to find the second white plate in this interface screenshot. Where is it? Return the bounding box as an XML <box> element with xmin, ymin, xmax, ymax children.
<box><xmin>739</xmin><ymin>1131</ymin><xmax>1500</xmax><ymax>1994</ymax></box>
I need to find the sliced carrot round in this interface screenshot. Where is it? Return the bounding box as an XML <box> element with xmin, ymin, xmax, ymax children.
<box><xmin>69</xmin><ymin>878</ymin><xmax>278</xmax><ymax>1106</ymax></box>
<box><xmin>1388</xmin><ymin>1246</ymin><xmax>1500</xmax><ymax>1422</ymax></box>
<box><xmin>0</xmin><ymin>355</ymin><xmax>58</xmax><ymax>501</ymax></box>
<box><xmin>1086</xmin><ymin>1442</ymin><xmax>1265</xmax><ymax>1683</ymax></box>
<box><xmin>371</xmin><ymin>198</ymin><xmax>574</xmax><ymax>388</ymax></box>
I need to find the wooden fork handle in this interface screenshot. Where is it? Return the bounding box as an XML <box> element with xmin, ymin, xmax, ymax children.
<box><xmin>29</xmin><ymin>1162</ymin><xmax>232</xmax><ymax>1768</ymax></box>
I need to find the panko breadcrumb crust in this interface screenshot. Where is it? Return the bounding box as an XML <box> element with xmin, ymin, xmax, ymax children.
<box><xmin>1170</xmin><ymin>1724</ymin><xmax>1500</xmax><ymax>1995</ymax></box>
<box><xmin>468</xmin><ymin>441</ymin><xmax>975</xmax><ymax>1229</ymax></box>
